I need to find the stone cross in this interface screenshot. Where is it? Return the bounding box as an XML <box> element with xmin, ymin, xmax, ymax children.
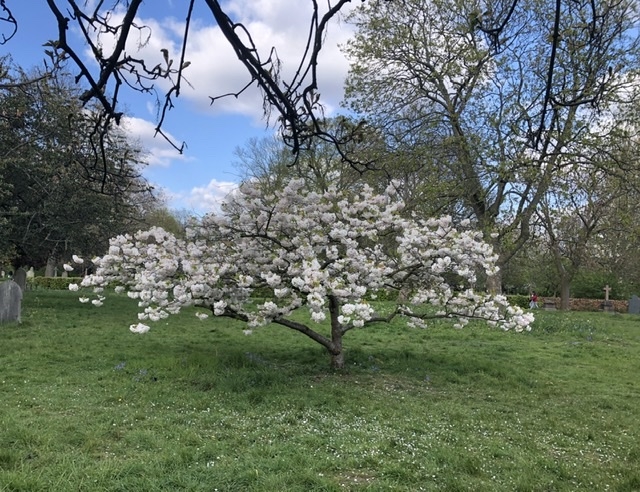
<box><xmin>0</xmin><ymin>280</ymin><xmax>23</xmax><ymax>324</ymax></box>
<box><xmin>603</xmin><ymin>285</ymin><xmax>611</xmax><ymax>301</ymax></box>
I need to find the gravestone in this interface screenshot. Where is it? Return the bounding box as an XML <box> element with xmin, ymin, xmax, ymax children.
<box><xmin>61</xmin><ymin>271</ymin><xmax>68</xmax><ymax>278</ymax></box>
<box><xmin>629</xmin><ymin>295</ymin><xmax>640</xmax><ymax>315</ymax></box>
<box><xmin>601</xmin><ymin>284</ymin><xmax>614</xmax><ymax>312</ymax></box>
<box><xmin>13</xmin><ymin>268</ymin><xmax>26</xmax><ymax>292</ymax></box>
<box><xmin>0</xmin><ymin>280</ymin><xmax>23</xmax><ymax>324</ymax></box>
<box><xmin>26</xmin><ymin>267</ymin><xmax>34</xmax><ymax>279</ymax></box>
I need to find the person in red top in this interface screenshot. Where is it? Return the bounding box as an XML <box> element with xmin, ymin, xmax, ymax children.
<box><xmin>530</xmin><ymin>292</ymin><xmax>539</xmax><ymax>309</ymax></box>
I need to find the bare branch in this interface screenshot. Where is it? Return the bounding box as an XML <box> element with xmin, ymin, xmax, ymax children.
<box><xmin>0</xmin><ymin>0</ymin><xmax>17</xmax><ymax>44</ymax></box>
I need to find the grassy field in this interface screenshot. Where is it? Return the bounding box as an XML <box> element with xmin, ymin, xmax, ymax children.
<box><xmin>1</xmin><ymin>290</ymin><xmax>639</xmax><ymax>491</ymax></box>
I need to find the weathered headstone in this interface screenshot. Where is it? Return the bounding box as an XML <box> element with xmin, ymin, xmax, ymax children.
<box><xmin>13</xmin><ymin>268</ymin><xmax>26</xmax><ymax>293</ymax></box>
<box><xmin>26</xmin><ymin>267</ymin><xmax>34</xmax><ymax>279</ymax></box>
<box><xmin>629</xmin><ymin>295</ymin><xmax>640</xmax><ymax>315</ymax></box>
<box><xmin>0</xmin><ymin>280</ymin><xmax>23</xmax><ymax>324</ymax></box>
<box><xmin>61</xmin><ymin>271</ymin><xmax>68</xmax><ymax>278</ymax></box>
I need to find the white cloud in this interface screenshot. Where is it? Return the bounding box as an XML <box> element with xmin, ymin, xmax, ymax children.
<box><xmin>89</xmin><ymin>1</ymin><xmax>355</xmax><ymax>123</ymax></box>
<box><xmin>121</xmin><ymin>116</ymin><xmax>190</xmax><ymax>167</ymax></box>
<box><xmin>185</xmin><ymin>179</ymin><xmax>238</xmax><ymax>214</ymax></box>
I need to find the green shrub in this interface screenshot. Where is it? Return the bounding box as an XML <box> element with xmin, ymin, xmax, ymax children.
<box><xmin>507</xmin><ymin>294</ymin><xmax>530</xmax><ymax>309</ymax></box>
<box><xmin>29</xmin><ymin>277</ymin><xmax>83</xmax><ymax>290</ymax></box>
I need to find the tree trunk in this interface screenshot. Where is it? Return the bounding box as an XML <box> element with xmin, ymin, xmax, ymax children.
<box><xmin>329</xmin><ymin>295</ymin><xmax>345</xmax><ymax>370</ymax></box>
<box><xmin>559</xmin><ymin>276</ymin><xmax>571</xmax><ymax>310</ymax></box>
<box><xmin>486</xmin><ymin>269</ymin><xmax>502</xmax><ymax>295</ymax></box>
<box><xmin>330</xmin><ymin>350</ymin><xmax>345</xmax><ymax>370</ymax></box>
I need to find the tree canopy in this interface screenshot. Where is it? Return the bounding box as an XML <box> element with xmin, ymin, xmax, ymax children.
<box><xmin>342</xmin><ymin>0</ymin><xmax>640</xmax><ymax>291</ymax></box>
<box><xmin>73</xmin><ymin>178</ymin><xmax>532</xmax><ymax>369</ymax></box>
<box><xmin>0</xmin><ymin>59</ymin><xmax>153</xmax><ymax>270</ymax></box>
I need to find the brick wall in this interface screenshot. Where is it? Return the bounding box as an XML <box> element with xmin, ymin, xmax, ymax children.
<box><xmin>539</xmin><ymin>297</ymin><xmax>628</xmax><ymax>313</ymax></box>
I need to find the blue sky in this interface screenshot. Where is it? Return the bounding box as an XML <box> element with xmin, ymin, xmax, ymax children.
<box><xmin>1</xmin><ymin>1</ymin><xmax>353</xmax><ymax>213</ymax></box>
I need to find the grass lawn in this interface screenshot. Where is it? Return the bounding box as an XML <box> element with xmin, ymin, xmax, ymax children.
<box><xmin>1</xmin><ymin>290</ymin><xmax>639</xmax><ymax>491</ymax></box>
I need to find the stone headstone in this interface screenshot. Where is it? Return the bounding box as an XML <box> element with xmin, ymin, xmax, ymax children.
<box><xmin>61</xmin><ymin>271</ymin><xmax>68</xmax><ymax>278</ymax></box>
<box><xmin>0</xmin><ymin>280</ymin><xmax>23</xmax><ymax>324</ymax></box>
<box><xmin>13</xmin><ymin>268</ymin><xmax>26</xmax><ymax>292</ymax></box>
<box><xmin>629</xmin><ymin>295</ymin><xmax>640</xmax><ymax>315</ymax></box>
<box><xmin>26</xmin><ymin>267</ymin><xmax>34</xmax><ymax>279</ymax></box>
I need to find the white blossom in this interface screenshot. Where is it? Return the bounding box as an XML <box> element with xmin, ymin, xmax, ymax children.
<box><xmin>130</xmin><ymin>323</ymin><xmax>150</xmax><ymax>334</ymax></box>
<box><xmin>72</xmin><ymin>178</ymin><xmax>533</xmax><ymax>355</ymax></box>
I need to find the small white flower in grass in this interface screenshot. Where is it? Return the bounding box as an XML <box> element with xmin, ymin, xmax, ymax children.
<box><xmin>91</xmin><ymin>299</ymin><xmax>103</xmax><ymax>307</ymax></box>
<box><xmin>243</xmin><ymin>329</ymin><xmax>253</xmax><ymax>336</ymax></box>
<box><xmin>68</xmin><ymin>283</ymin><xmax>79</xmax><ymax>292</ymax></box>
<box><xmin>195</xmin><ymin>312</ymin><xmax>209</xmax><ymax>320</ymax></box>
<box><xmin>130</xmin><ymin>323</ymin><xmax>150</xmax><ymax>334</ymax></box>
<box><xmin>72</xmin><ymin>254</ymin><xmax>84</xmax><ymax>264</ymax></box>
<box><xmin>63</xmin><ymin>263</ymin><xmax>74</xmax><ymax>272</ymax></box>
<box><xmin>79</xmin><ymin>297</ymin><xmax>89</xmax><ymax>303</ymax></box>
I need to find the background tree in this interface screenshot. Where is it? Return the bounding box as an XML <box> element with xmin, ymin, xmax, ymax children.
<box><xmin>233</xmin><ymin>118</ymin><xmax>387</xmax><ymax>196</ymax></box>
<box><xmin>343</xmin><ymin>0</ymin><xmax>640</xmax><ymax>292</ymax></box>
<box><xmin>0</xmin><ymin>61</ymin><xmax>154</xmax><ymax>271</ymax></box>
<box><xmin>531</xmin><ymin>90</ymin><xmax>640</xmax><ymax>304</ymax></box>
<box><xmin>537</xmin><ymin>168</ymin><xmax>617</xmax><ymax>309</ymax></box>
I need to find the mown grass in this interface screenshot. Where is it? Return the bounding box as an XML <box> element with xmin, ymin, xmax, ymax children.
<box><xmin>1</xmin><ymin>290</ymin><xmax>639</xmax><ymax>491</ymax></box>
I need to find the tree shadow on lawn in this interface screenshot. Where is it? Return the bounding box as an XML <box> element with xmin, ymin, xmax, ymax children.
<box><xmin>18</xmin><ymin>291</ymin><xmax>585</xmax><ymax>399</ymax></box>
<box><xmin>138</xmin><ymin>317</ymin><xmax>540</xmax><ymax>402</ymax></box>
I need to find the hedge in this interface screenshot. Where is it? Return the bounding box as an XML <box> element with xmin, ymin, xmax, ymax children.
<box><xmin>28</xmin><ymin>277</ymin><xmax>83</xmax><ymax>290</ymax></box>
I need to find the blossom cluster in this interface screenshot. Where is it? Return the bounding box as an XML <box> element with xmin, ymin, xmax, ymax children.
<box><xmin>70</xmin><ymin>178</ymin><xmax>533</xmax><ymax>336</ymax></box>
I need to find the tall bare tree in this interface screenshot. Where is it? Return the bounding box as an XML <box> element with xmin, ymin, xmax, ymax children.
<box><xmin>342</xmin><ymin>0</ymin><xmax>640</xmax><ymax>291</ymax></box>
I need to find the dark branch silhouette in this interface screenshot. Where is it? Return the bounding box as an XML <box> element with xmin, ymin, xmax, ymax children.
<box><xmin>0</xmin><ymin>0</ymin><xmax>17</xmax><ymax>44</ymax></box>
<box><xmin>2</xmin><ymin>0</ymin><xmax>627</xmax><ymax>168</ymax></box>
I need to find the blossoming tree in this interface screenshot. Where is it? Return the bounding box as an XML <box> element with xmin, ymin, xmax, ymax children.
<box><xmin>70</xmin><ymin>179</ymin><xmax>533</xmax><ymax>369</ymax></box>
